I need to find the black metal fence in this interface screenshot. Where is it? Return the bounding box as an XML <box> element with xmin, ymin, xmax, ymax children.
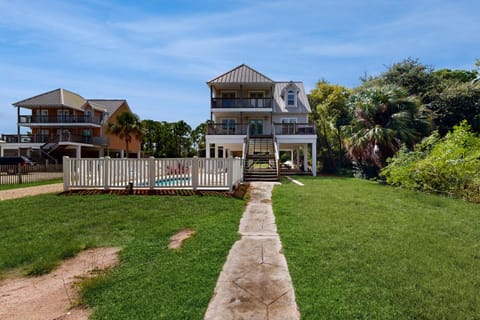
<box><xmin>0</xmin><ymin>164</ymin><xmax>63</xmax><ymax>185</ymax></box>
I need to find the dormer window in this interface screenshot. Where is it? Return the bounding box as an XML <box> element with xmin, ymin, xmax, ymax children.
<box><xmin>287</xmin><ymin>90</ymin><xmax>296</xmax><ymax>106</ymax></box>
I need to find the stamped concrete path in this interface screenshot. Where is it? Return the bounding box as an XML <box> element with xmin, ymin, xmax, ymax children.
<box><xmin>205</xmin><ymin>182</ymin><xmax>300</xmax><ymax>320</ymax></box>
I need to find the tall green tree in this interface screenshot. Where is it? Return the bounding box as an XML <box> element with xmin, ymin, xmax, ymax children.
<box><xmin>107</xmin><ymin>111</ymin><xmax>143</xmax><ymax>158</ymax></box>
<box><xmin>345</xmin><ymin>85</ymin><xmax>431</xmax><ymax>177</ymax></box>
<box><xmin>191</xmin><ymin>122</ymin><xmax>207</xmax><ymax>156</ymax></box>
<box><xmin>308</xmin><ymin>81</ymin><xmax>351</xmax><ymax>172</ymax></box>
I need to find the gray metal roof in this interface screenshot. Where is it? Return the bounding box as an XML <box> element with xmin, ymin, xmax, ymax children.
<box><xmin>87</xmin><ymin>99</ymin><xmax>128</xmax><ymax>115</ymax></box>
<box><xmin>13</xmin><ymin>88</ymin><xmax>85</xmax><ymax>110</ymax></box>
<box><xmin>12</xmin><ymin>89</ymin><xmax>129</xmax><ymax>115</ymax></box>
<box><xmin>273</xmin><ymin>82</ymin><xmax>312</xmax><ymax>113</ymax></box>
<box><xmin>208</xmin><ymin>64</ymin><xmax>274</xmax><ymax>85</ymax></box>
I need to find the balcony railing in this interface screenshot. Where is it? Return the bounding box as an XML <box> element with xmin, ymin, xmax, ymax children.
<box><xmin>1</xmin><ymin>134</ymin><xmax>109</xmax><ymax>146</ymax></box>
<box><xmin>206</xmin><ymin>123</ymin><xmax>316</xmax><ymax>135</ymax></box>
<box><xmin>273</xmin><ymin>123</ymin><xmax>316</xmax><ymax>135</ymax></box>
<box><xmin>207</xmin><ymin>123</ymin><xmax>249</xmax><ymax>135</ymax></box>
<box><xmin>211</xmin><ymin>98</ymin><xmax>272</xmax><ymax>109</ymax></box>
<box><xmin>19</xmin><ymin>115</ymin><xmax>103</xmax><ymax>125</ymax></box>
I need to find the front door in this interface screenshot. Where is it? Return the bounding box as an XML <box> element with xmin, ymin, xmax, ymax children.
<box><xmin>249</xmin><ymin>119</ymin><xmax>263</xmax><ymax>136</ymax></box>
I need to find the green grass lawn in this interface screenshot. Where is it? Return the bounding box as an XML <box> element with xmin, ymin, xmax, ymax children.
<box><xmin>0</xmin><ymin>193</ymin><xmax>244</xmax><ymax>319</ymax></box>
<box><xmin>273</xmin><ymin>176</ymin><xmax>480</xmax><ymax>319</ymax></box>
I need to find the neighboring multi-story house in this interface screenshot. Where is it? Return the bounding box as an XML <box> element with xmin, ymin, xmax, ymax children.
<box><xmin>205</xmin><ymin>64</ymin><xmax>317</xmax><ymax>180</ymax></box>
<box><xmin>1</xmin><ymin>88</ymin><xmax>141</xmax><ymax>162</ymax></box>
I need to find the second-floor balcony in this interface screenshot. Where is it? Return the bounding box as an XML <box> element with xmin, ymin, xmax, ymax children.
<box><xmin>211</xmin><ymin>98</ymin><xmax>272</xmax><ymax>109</ymax></box>
<box><xmin>207</xmin><ymin>123</ymin><xmax>316</xmax><ymax>136</ymax></box>
<box><xmin>1</xmin><ymin>134</ymin><xmax>109</xmax><ymax>146</ymax></box>
<box><xmin>19</xmin><ymin>115</ymin><xmax>103</xmax><ymax>125</ymax></box>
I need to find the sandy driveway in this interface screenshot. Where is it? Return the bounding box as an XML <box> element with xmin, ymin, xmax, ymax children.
<box><xmin>0</xmin><ymin>183</ymin><xmax>64</xmax><ymax>201</ymax></box>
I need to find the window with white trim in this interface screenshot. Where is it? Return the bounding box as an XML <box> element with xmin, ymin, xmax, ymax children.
<box><xmin>287</xmin><ymin>89</ymin><xmax>296</xmax><ymax>107</ymax></box>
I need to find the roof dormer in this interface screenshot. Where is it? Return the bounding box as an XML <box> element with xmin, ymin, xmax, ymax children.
<box><xmin>281</xmin><ymin>82</ymin><xmax>299</xmax><ymax>108</ymax></box>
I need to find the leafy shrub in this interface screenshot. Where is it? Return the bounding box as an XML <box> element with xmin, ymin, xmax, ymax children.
<box><xmin>381</xmin><ymin>121</ymin><xmax>480</xmax><ymax>202</ymax></box>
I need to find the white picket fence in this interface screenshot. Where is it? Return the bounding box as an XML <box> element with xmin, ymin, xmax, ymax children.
<box><xmin>63</xmin><ymin>157</ymin><xmax>244</xmax><ymax>191</ymax></box>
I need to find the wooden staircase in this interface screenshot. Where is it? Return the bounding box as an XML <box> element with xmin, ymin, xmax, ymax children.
<box><xmin>243</xmin><ymin>135</ymin><xmax>279</xmax><ymax>181</ymax></box>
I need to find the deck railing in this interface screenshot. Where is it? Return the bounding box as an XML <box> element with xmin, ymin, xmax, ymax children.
<box><xmin>0</xmin><ymin>164</ymin><xmax>63</xmax><ymax>185</ymax></box>
<box><xmin>63</xmin><ymin>157</ymin><xmax>243</xmax><ymax>191</ymax></box>
<box><xmin>1</xmin><ymin>134</ymin><xmax>108</xmax><ymax>145</ymax></box>
<box><xmin>206</xmin><ymin>123</ymin><xmax>317</xmax><ymax>135</ymax></box>
<box><xmin>211</xmin><ymin>98</ymin><xmax>272</xmax><ymax>109</ymax></box>
<box><xmin>19</xmin><ymin>115</ymin><xmax>103</xmax><ymax>125</ymax></box>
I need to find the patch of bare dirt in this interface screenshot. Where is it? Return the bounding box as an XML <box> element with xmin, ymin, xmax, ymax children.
<box><xmin>168</xmin><ymin>229</ymin><xmax>196</xmax><ymax>250</ymax></box>
<box><xmin>0</xmin><ymin>247</ymin><xmax>121</xmax><ymax>320</ymax></box>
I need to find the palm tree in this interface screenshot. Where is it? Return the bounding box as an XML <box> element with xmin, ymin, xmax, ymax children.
<box><xmin>107</xmin><ymin>111</ymin><xmax>143</xmax><ymax>158</ymax></box>
<box><xmin>345</xmin><ymin>85</ymin><xmax>431</xmax><ymax>177</ymax></box>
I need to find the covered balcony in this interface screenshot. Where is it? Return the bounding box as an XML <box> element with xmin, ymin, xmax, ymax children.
<box><xmin>1</xmin><ymin>133</ymin><xmax>109</xmax><ymax>146</ymax></box>
<box><xmin>211</xmin><ymin>98</ymin><xmax>272</xmax><ymax>109</ymax></box>
<box><xmin>19</xmin><ymin>115</ymin><xmax>103</xmax><ymax>126</ymax></box>
<box><xmin>207</xmin><ymin>123</ymin><xmax>316</xmax><ymax>135</ymax></box>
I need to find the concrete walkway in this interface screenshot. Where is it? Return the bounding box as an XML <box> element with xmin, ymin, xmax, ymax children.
<box><xmin>0</xmin><ymin>183</ymin><xmax>63</xmax><ymax>201</ymax></box>
<box><xmin>205</xmin><ymin>182</ymin><xmax>300</xmax><ymax>320</ymax></box>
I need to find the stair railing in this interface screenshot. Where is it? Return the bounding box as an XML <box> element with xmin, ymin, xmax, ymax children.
<box><xmin>272</xmin><ymin>126</ymin><xmax>280</xmax><ymax>178</ymax></box>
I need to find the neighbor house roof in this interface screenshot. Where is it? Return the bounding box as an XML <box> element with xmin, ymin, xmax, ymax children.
<box><xmin>13</xmin><ymin>88</ymin><xmax>86</xmax><ymax>111</ymax></box>
<box><xmin>87</xmin><ymin>99</ymin><xmax>129</xmax><ymax>115</ymax></box>
<box><xmin>208</xmin><ymin>64</ymin><xmax>274</xmax><ymax>85</ymax></box>
<box><xmin>12</xmin><ymin>89</ymin><xmax>130</xmax><ymax>116</ymax></box>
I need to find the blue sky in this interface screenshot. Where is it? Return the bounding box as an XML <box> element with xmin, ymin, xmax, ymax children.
<box><xmin>0</xmin><ymin>0</ymin><xmax>479</xmax><ymax>134</ymax></box>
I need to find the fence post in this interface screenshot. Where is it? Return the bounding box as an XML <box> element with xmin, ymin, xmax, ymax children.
<box><xmin>191</xmin><ymin>156</ymin><xmax>199</xmax><ymax>191</ymax></box>
<box><xmin>17</xmin><ymin>163</ymin><xmax>22</xmax><ymax>184</ymax></box>
<box><xmin>227</xmin><ymin>158</ymin><xmax>233</xmax><ymax>190</ymax></box>
<box><xmin>149</xmin><ymin>157</ymin><xmax>155</xmax><ymax>190</ymax></box>
<box><xmin>104</xmin><ymin>156</ymin><xmax>110</xmax><ymax>190</ymax></box>
<box><xmin>63</xmin><ymin>156</ymin><xmax>70</xmax><ymax>191</ymax></box>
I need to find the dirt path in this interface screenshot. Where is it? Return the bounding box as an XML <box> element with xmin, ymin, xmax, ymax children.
<box><xmin>0</xmin><ymin>247</ymin><xmax>120</xmax><ymax>320</ymax></box>
<box><xmin>0</xmin><ymin>183</ymin><xmax>64</xmax><ymax>201</ymax></box>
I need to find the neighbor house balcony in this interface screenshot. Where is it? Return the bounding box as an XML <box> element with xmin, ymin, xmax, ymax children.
<box><xmin>1</xmin><ymin>134</ymin><xmax>109</xmax><ymax>146</ymax></box>
<box><xmin>211</xmin><ymin>98</ymin><xmax>272</xmax><ymax>110</ymax></box>
<box><xmin>18</xmin><ymin>115</ymin><xmax>103</xmax><ymax>126</ymax></box>
<box><xmin>207</xmin><ymin>123</ymin><xmax>316</xmax><ymax>135</ymax></box>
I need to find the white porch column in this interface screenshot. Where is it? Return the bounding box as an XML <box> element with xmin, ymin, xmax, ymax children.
<box><xmin>223</xmin><ymin>148</ymin><xmax>227</xmax><ymax>158</ymax></box>
<box><xmin>0</xmin><ymin>140</ymin><xmax>4</xmax><ymax>157</ymax></box>
<box><xmin>296</xmin><ymin>148</ymin><xmax>300</xmax><ymax>168</ymax></box>
<box><xmin>76</xmin><ymin>145</ymin><xmax>82</xmax><ymax>158</ymax></box>
<box><xmin>290</xmin><ymin>150</ymin><xmax>294</xmax><ymax>163</ymax></box>
<box><xmin>303</xmin><ymin>144</ymin><xmax>308</xmax><ymax>172</ymax></box>
<box><xmin>214</xmin><ymin>145</ymin><xmax>219</xmax><ymax>158</ymax></box>
<box><xmin>206</xmin><ymin>138</ymin><xmax>211</xmax><ymax>158</ymax></box>
<box><xmin>98</xmin><ymin>149</ymin><xmax>104</xmax><ymax>158</ymax></box>
<box><xmin>312</xmin><ymin>141</ymin><xmax>317</xmax><ymax>176</ymax></box>
<box><xmin>206</xmin><ymin>143</ymin><xmax>211</xmax><ymax>158</ymax></box>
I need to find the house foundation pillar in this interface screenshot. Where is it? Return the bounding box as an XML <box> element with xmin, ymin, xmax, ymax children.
<box><xmin>312</xmin><ymin>141</ymin><xmax>317</xmax><ymax>176</ymax></box>
<box><xmin>296</xmin><ymin>148</ymin><xmax>300</xmax><ymax>168</ymax></box>
<box><xmin>303</xmin><ymin>144</ymin><xmax>308</xmax><ymax>172</ymax></box>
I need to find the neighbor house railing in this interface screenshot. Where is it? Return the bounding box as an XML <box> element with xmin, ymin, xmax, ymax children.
<box><xmin>1</xmin><ymin>134</ymin><xmax>109</xmax><ymax>146</ymax></box>
<box><xmin>0</xmin><ymin>164</ymin><xmax>63</xmax><ymax>185</ymax></box>
<box><xmin>19</xmin><ymin>115</ymin><xmax>103</xmax><ymax>125</ymax></box>
<box><xmin>63</xmin><ymin>157</ymin><xmax>243</xmax><ymax>191</ymax></box>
